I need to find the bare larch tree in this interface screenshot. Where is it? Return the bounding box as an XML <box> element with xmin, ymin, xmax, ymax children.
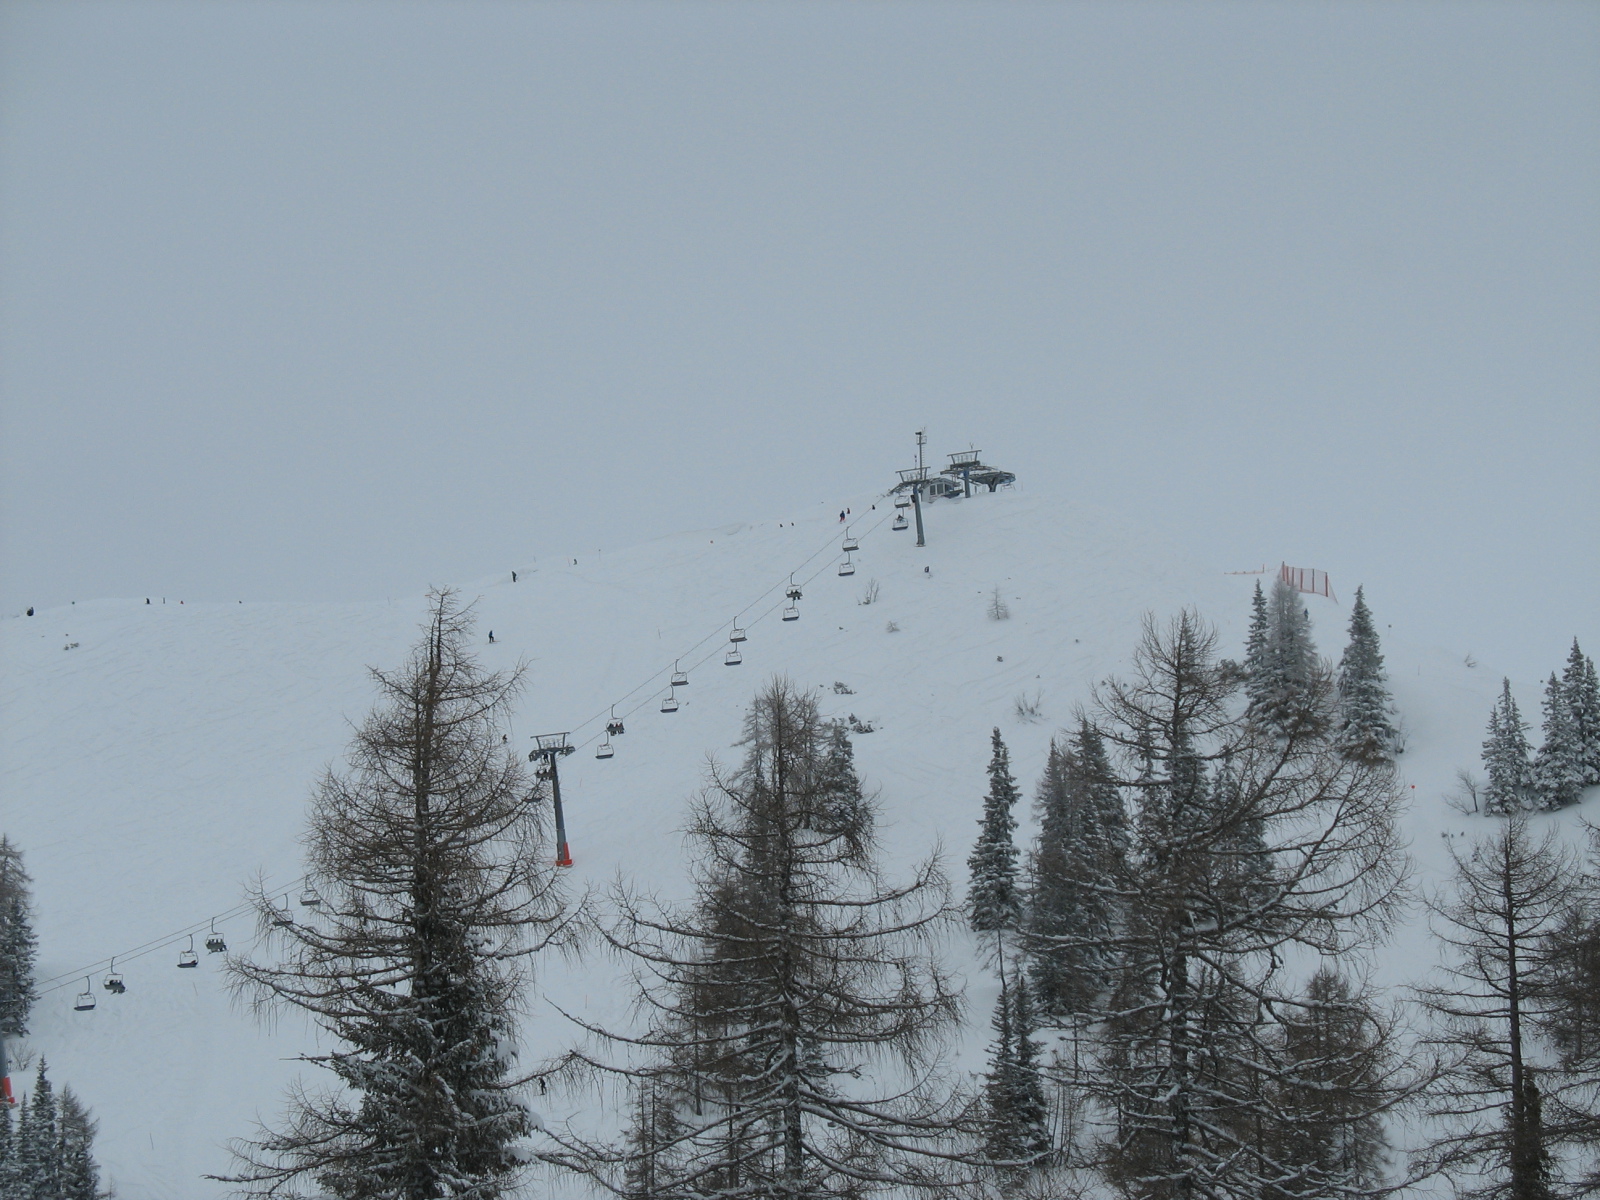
<box><xmin>218</xmin><ymin>589</ymin><xmax>569</xmax><ymax>1200</ymax></box>
<box><xmin>1080</xmin><ymin>612</ymin><xmax>1413</xmax><ymax>1200</ymax></box>
<box><xmin>543</xmin><ymin>677</ymin><xmax>970</xmax><ymax>1200</ymax></box>
<box><xmin>1417</xmin><ymin>815</ymin><xmax>1589</xmax><ymax>1200</ymax></box>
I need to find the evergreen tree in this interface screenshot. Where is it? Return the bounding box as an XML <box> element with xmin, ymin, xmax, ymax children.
<box><xmin>0</xmin><ymin>1099</ymin><xmax>15</xmax><ymax>1194</ymax></box>
<box><xmin>1242</xmin><ymin>581</ymin><xmax>1268</xmax><ymax>683</ymax></box>
<box><xmin>1561</xmin><ymin>640</ymin><xmax>1600</xmax><ymax>786</ymax></box>
<box><xmin>546</xmin><ymin>679</ymin><xmax>967</xmax><ymax>1199</ymax></box>
<box><xmin>1009</xmin><ymin>973</ymin><xmax>1049</xmax><ymax>1169</ymax></box>
<box><xmin>1334</xmin><ymin>585</ymin><xmax>1397</xmax><ymax>764</ymax></box>
<box><xmin>981</xmin><ymin>955</ymin><xmax>1051</xmax><ymax>1179</ymax></box>
<box><xmin>21</xmin><ymin>1059</ymin><xmax>58</xmax><ymax>1199</ymax></box>
<box><xmin>0</xmin><ymin>837</ymin><xmax>28</xmax><ymax>910</ymax></box>
<box><xmin>1586</xmin><ymin>656</ymin><xmax>1600</xmax><ymax>785</ymax></box>
<box><xmin>0</xmin><ymin>1063</ymin><xmax>104</xmax><ymax>1200</ymax></box>
<box><xmin>969</xmin><ymin>729</ymin><xmax>1022</xmax><ymax>932</ymax></box>
<box><xmin>1482</xmin><ymin>680</ymin><xmax>1536</xmax><ymax>815</ymax></box>
<box><xmin>55</xmin><ymin>1087</ymin><xmax>100</xmax><ymax>1200</ymax></box>
<box><xmin>1026</xmin><ymin>720</ymin><xmax>1127</xmax><ymax>1017</ymax></box>
<box><xmin>0</xmin><ymin>838</ymin><xmax>38</xmax><ymax>1039</ymax></box>
<box><xmin>13</xmin><ymin>1085</ymin><xmax>32</xmax><ymax>1194</ymax></box>
<box><xmin>1533</xmin><ymin>673</ymin><xmax>1585</xmax><ymax>811</ymax></box>
<box><xmin>818</xmin><ymin>718</ymin><xmax>868</xmax><ymax>831</ymax></box>
<box><xmin>1246</xmin><ymin>579</ymin><xmax>1328</xmax><ymax>738</ymax></box>
<box><xmin>220</xmin><ymin>590</ymin><xmax>569</xmax><ymax>1199</ymax></box>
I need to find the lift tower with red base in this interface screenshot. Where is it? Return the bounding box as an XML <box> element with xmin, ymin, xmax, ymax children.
<box><xmin>0</xmin><ymin>1035</ymin><xmax>15</xmax><ymax>1107</ymax></box>
<box><xmin>529</xmin><ymin>733</ymin><xmax>577</xmax><ymax>868</ymax></box>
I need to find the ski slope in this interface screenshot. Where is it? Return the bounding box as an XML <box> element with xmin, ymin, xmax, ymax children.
<box><xmin>2</xmin><ymin>486</ymin><xmax>1592</xmax><ymax>1197</ymax></box>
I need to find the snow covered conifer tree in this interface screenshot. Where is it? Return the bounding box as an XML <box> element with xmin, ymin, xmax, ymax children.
<box><xmin>1483</xmin><ymin>679</ymin><xmax>1537</xmax><ymax>814</ymax></box>
<box><xmin>1335</xmin><ymin>586</ymin><xmax>1397</xmax><ymax>764</ymax></box>
<box><xmin>969</xmin><ymin>728</ymin><xmax>1022</xmax><ymax>932</ymax></box>
<box><xmin>0</xmin><ymin>1098</ymin><xmax>15</xmax><ymax>1193</ymax></box>
<box><xmin>981</xmin><ymin>956</ymin><xmax>1051</xmax><ymax>1180</ymax></box>
<box><xmin>1534</xmin><ymin>673</ymin><xmax>1585</xmax><ymax>811</ymax></box>
<box><xmin>220</xmin><ymin>590</ymin><xmax>569</xmax><ymax>1199</ymax></box>
<box><xmin>0</xmin><ymin>1062</ymin><xmax>103</xmax><ymax>1200</ymax></box>
<box><xmin>1562</xmin><ymin>640</ymin><xmax>1600</xmax><ymax>786</ymax></box>
<box><xmin>20</xmin><ymin>1058</ymin><xmax>58</xmax><ymax>1198</ymax></box>
<box><xmin>547</xmin><ymin>679</ymin><xmax>967</xmax><ymax>1199</ymax></box>
<box><xmin>1026</xmin><ymin>720</ymin><xmax>1127</xmax><ymax>1017</ymax></box>
<box><xmin>1247</xmin><ymin>579</ymin><xmax>1328</xmax><ymax>738</ymax></box>
<box><xmin>818</xmin><ymin>718</ymin><xmax>867</xmax><ymax>829</ymax></box>
<box><xmin>0</xmin><ymin>838</ymin><xmax>37</xmax><ymax>1039</ymax></box>
<box><xmin>1243</xmin><ymin>581</ymin><xmax>1268</xmax><ymax>683</ymax></box>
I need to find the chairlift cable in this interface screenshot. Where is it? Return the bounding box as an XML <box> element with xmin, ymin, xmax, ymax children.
<box><xmin>41</xmin><ymin>504</ymin><xmax>898</xmax><ymax>999</ymax></box>
<box><xmin>563</xmin><ymin>507</ymin><xmax>895</xmax><ymax>753</ymax></box>
<box><xmin>35</xmin><ymin>874</ymin><xmax>310</xmax><ymax>996</ymax></box>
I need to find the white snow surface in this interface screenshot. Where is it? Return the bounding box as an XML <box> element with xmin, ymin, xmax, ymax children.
<box><xmin>2</xmin><ymin>487</ymin><xmax>1594</xmax><ymax>1197</ymax></box>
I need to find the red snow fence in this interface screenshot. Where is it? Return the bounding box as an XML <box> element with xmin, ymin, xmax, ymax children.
<box><xmin>1279</xmin><ymin>563</ymin><xmax>1336</xmax><ymax>603</ymax></box>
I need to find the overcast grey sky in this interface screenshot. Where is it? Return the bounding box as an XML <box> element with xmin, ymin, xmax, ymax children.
<box><xmin>2</xmin><ymin>1</ymin><xmax>1595</xmax><ymax>682</ymax></box>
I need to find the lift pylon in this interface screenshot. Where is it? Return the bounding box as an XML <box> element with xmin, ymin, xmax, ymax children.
<box><xmin>529</xmin><ymin>733</ymin><xmax>577</xmax><ymax>867</ymax></box>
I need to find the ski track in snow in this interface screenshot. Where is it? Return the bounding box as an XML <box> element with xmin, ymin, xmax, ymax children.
<box><xmin>2</xmin><ymin>488</ymin><xmax>1594</xmax><ymax>1197</ymax></box>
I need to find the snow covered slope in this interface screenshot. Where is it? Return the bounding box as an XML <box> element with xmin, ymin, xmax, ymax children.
<box><xmin>2</xmin><ymin>486</ymin><xmax>1590</xmax><ymax>1197</ymax></box>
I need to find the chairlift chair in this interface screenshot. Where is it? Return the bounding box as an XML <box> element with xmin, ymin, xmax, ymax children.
<box><xmin>271</xmin><ymin>898</ymin><xmax>295</xmax><ymax>928</ymax></box>
<box><xmin>205</xmin><ymin>922</ymin><xmax>227</xmax><ymax>954</ymax></box>
<box><xmin>606</xmin><ymin>707</ymin><xmax>625</xmax><ymax>737</ymax></box>
<box><xmin>671</xmin><ymin>661</ymin><xmax>689</xmax><ymax>688</ymax></box>
<box><xmin>786</xmin><ymin>575</ymin><xmax>802</xmax><ymax>601</ymax></box>
<box><xmin>300</xmin><ymin>886</ymin><xmax>322</xmax><ymax>909</ymax></box>
<box><xmin>892</xmin><ymin>514</ymin><xmax>908</xmax><ymax>531</ymax></box>
<box><xmin>843</xmin><ymin>533</ymin><xmax>859</xmax><ymax>553</ymax></box>
<box><xmin>725</xmin><ymin>647</ymin><xmax>743</xmax><ymax>666</ymax></box>
<box><xmin>102</xmin><ymin>959</ymin><xmax>126</xmax><ymax>993</ymax></box>
<box><xmin>74</xmin><ymin>979</ymin><xmax>95</xmax><ymax>1012</ymax></box>
<box><xmin>838</xmin><ymin>557</ymin><xmax>856</xmax><ymax>577</ymax></box>
<box><xmin>782</xmin><ymin>605</ymin><xmax>799</xmax><ymax>622</ymax></box>
<box><xmin>894</xmin><ymin>496</ymin><xmax>912</xmax><ymax>509</ymax></box>
<box><xmin>596</xmin><ymin>740</ymin><xmax>614</xmax><ymax>759</ymax></box>
<box><xmin>729</xmin><ymin>622</ymin><xmax>747</xmax><ymax>643</ymax></box>
<box><xmin>177</xmin><ymin>934</ymin><xmax>199</xmax><ymax>968</ymax></box>
<box><xmin>661</xmin><ymin>693</ymin><xmax>680</xmax><ymax>714</ymax></box>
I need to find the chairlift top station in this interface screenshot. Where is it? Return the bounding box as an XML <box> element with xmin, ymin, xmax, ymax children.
<box><xmin>888</xmin><ymin>448</ymin><xmax>1016</xmax><ymax>500</ymax></box>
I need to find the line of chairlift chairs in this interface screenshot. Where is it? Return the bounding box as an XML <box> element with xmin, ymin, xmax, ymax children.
<box><xmin>598</xmin><ymin>525</ymin><xmax>870</xmax><ymax>761</ymax></box>
<box><xmin>76</xmin><ymin>524</ymin><xmax>894</xmax><ymax>1004</ymax></box>
<box><xmin>73</xmin><ymin>887</ymin><xmax>323</xmax><ymax>1011</ymax></box>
